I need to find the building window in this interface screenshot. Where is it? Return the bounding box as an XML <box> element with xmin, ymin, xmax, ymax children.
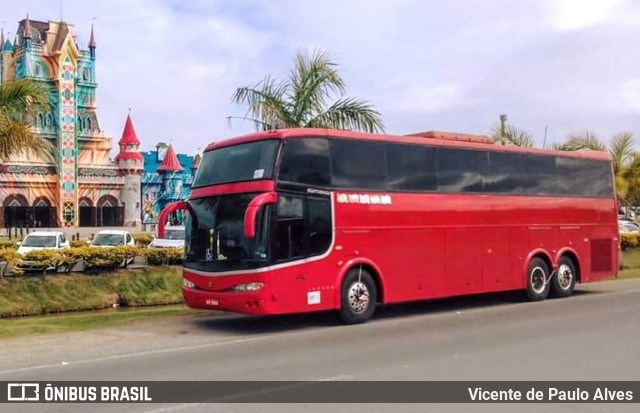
<box><xmin>45</xmin><ymin>113</ymin><xmax>53</xmax><ymax>129</ymax></box>
<box><xmin>37</xmin><ymin>113</ymin><xmax>44</xmax><ymax>129</ymax></box>
<box><xmin>86</xmin><ymin>117</ymin><xmax>92</xmax><ymax>131</ymax></box>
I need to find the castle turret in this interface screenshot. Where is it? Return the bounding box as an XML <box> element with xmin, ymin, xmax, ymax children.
<box><xmin>157</xmin><ymin>145</ymin><xmax>185</xmax><ymax>214</ymax></box>
<box><xmin>191</xmin><ymin>153</ymin><xmax>201</xmax><ymax>172</ymax></box>
<box><xmin>20</xmin><ymin>15</ymin><xmax>33</xmax><ymax>77</ymax></box>
<box><xmin>115</xmin><ymin>114</ymin><xmax>143</xmax><ymax>227</ymax></box>
<box><xmin>88</xmin><ymin>24</ymin><xmax>96</xmax><ymax>60</ymax></box>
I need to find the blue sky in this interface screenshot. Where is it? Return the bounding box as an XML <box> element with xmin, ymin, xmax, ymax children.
<box><xmin>2</xmin><ymin>0</ymin><xmax>640</xmax><ymax>155</ymax></box>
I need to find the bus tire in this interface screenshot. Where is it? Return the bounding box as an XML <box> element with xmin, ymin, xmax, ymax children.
<box><xmin>526</xmin><ymin>257</ymin><xmax>550</xmax><ymax>301</ymax></box>
<box><xmin>550</xmin><ymin>256</ymin><xmax>577</xmax><ymax>298</ymax></box>
<box><xmin>339</xmin><ymin>267</ymin><xmax>377</xmax><ymax>324</ymax></box>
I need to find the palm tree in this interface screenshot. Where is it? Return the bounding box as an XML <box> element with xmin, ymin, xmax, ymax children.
<box><xmin>552</xmin><ymin>130</ymin><xmax>607</xmax><ymax>151</ymax></box>
<box><xmin>231</xmin><ymin>49</ymin><xmax>384</xmax><ymax>133</ymax></box>
<box><xmin>608</xmin><ymin>132</ymin><xmax>634</xmax><ymax>174</ymax></box>
<box><xmin>491</xmin><ymin>123</ymin><xmax>534</xmax><ymax>147</ymax></box>
<box><xmin>0</xmin><ymin>79</ymin><xmax>54</xmax><ymax>159</ymax></box>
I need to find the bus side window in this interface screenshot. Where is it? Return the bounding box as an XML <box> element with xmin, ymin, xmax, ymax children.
<box><xmin>272</xmin><ymin>196</ymin><xmax>305</xmax><ymax>261</ymax></box>
<box><xmin>307</xmin><ymin>198</ymin><xmax>332</xmax><ymax>256</ymax></box>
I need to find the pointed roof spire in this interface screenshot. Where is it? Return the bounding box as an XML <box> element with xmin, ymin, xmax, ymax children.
<box><xmin>1</xmin><ymin>28</ymin><xmax>4</xmax><ymax>47</ymax></box>
<box><xmin>89</xmin><ymin>24</ymin><xmax>96</xmax><ymax>48</ymax></box>
<box><xmin>2</xmin><ymin>39</ymin><xmax>11</xmax><ymax>52</ymax></box>
<box><xmin>158</xmin><ymin>145</ymin><xmax>184</xmax><ymax>172</ymax></box>
<box><xmin>191</xmin><ymin>153</ymin><xmax>201</xmax><ymax>169</ymax></box>
<box><xmin>23</xmin><ymin>14</ymin><xmax>31</xmax><ymax>39</ymax></box>
<box><xmin>13</xmin><ymin>33</ymin><xmax>18</xmax><ymax>48</ymax></box>
<box><xmin>118</xmin><ymin>113</ymin><xmax>141</xmax><ymax>146</ymax></box>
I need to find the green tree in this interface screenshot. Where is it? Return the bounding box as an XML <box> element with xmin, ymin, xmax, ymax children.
<box><xmin>491</xmin><ymin>123</ymin><xmax>534</xmax><ymax>147</ymax></box>
<box><xmin>0</xmin><ymin>79</ymin><xmax>54</xmax><ymax>159</ymax></box>
<box><xmin>231</xmin><ymin>49</ymin><xmax>384</xmax><ymax>133</ymax></box>
<box><xmin>552</xmin><ymin>130</ymin><xmax>607</xmax><ymax>151</ymax></box>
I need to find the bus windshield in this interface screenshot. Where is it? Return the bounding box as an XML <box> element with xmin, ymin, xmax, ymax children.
<box><xmin>192</xmin><ymin>140</ymin><xmax>279</xmax><ymax>188</ymax></box>
<box><xmin>184</xmin><ymin>193</ymin><xmax>269</xmax><ymax>272</ymax></box>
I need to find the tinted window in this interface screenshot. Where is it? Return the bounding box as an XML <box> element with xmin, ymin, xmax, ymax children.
<box><xmin>485</xmin><ymin>151</ymin><xmax>521</xmax><ymax>193</ymax></box>
<box><xmin>272</xmin><ymin>196</ymin><xmax>305</xmax><ymax>261</ymax></box>
<box><xmin>387</xmin><ymin>144</ymin><xmax>437</xmax><ymax>191</ymax></box>
<box><xmin>278</xmin><ymin>138</ymin><xmax>331</xmax><ymax>186</ymax></box>
<box><xmin>520</xmin><ymin>154</ymin><xmax>555</xmax><ymax>195</ymax></box>
<box><xmin>307</xmin><ymin>198</ymin><xmax>332</xmax><ymax>256</ymax></box>
<box><xmin>437</xmin><ymin>148</ymin><xmax>487</xmax><ymax>193</ymax></box>
<box><xmin>330</xmin><ymin>139</ymin><xmax>388</xmax><ymax>190</ymax></box>
<box><xmin>556</xmin><ymin>157</ymin><xmax>613</xmax><ymax>197</ymax></box>
<box><xmin>193</xmin><ymin>140</ymin><xmax>279</xmax><ymax>187</ymax></box>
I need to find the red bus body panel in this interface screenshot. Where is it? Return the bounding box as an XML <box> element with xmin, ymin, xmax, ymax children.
<box><xmin>183</xmin><ymin>129</ymin><xmax>618</xmax><ymax>315</ymax></box>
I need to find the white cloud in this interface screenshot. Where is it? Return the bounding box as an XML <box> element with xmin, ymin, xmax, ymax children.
<box><xmin>1</xmin><ymin>0</ymin><xmax>639</xmax><ymax>154</ymax></box>
<box><xmin>549</xmin><ymin>0</ymin><xmax>628</xmax><ymax>31</ymax></box>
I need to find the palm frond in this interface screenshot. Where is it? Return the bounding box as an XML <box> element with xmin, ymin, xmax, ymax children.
<box><xmin>231</xmin><ymin>75</ymin><xmax>293</xmax><ymax>130</ymax></box>
<box><xmin>305</xmin><ymin>97</ymin><xmax>385</xmax><ymax>133</ymax></box>
<box><xmin>0</xmin><ymin>79</ymin><xmax>54</xmax><ymax>160</ymax></box>
<box><xmin>289</xmin><ymin>49</ymin><xmax>345</xmax><ymax>125</ymax></box>
<box><xmin>559</xmin><ymin>130</ymin><xmax>606</xmax><ymax>151</ymax></box>
<box><xmin>491</xmin><ymin>124</ymin><xmax>534</xmax><ymax>147</ymax></box>
<box><xmin>230</xmin><ymin>48</ymin><xmax>384</xmax><ymax>132</ymax></box>
<box><xmin>608</xmin><ymin>131</ymin><xmax>634</xmax><ymax>173</ymax></box>
<box><xmin>0</xmin><ymin>79</ymin><xmax>52</xmax><ymax>115</ymax></box>
<box><xmin>0</xmin><ymin>113</ymin><xmax>57</xmax><ymax>159</ymax></box>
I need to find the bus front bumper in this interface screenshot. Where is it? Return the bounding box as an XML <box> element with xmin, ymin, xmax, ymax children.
<box><xmin>182</xmin><ymin>286</ymin><xmax>278</xmax><ymax>315</ymax></box>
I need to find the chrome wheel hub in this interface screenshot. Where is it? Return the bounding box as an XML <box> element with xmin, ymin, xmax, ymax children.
<box><xmin>347</xmin><ymin>282</ymin><xmax>370</xmax><ymax>314</ymax></box>
<box><xmin>557</xmin><ymin>263</ymin><xmax>573</xmax><ymax>290</ymax></box>
<box><xmin>530</xmin><ymin>266</ymin><xmax>546</xmax><ymax>294</ymax></box>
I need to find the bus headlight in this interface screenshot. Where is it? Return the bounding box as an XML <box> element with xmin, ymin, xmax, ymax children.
<box><xmin>232</xmin><ymin>282</ymin><xmax>265</xmax><ymax>292</ymax></box>
<box><xmin>183</xmin><ymin>279</ymin><xmax>195</xmax><ymax>289</ymax></box>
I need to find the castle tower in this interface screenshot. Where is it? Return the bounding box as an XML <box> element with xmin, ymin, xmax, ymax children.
<box><xmin>115</xmin><ymin>114</ymin><xmax>143</xmax><ymax>227</ymax></box>
<box><xmin>157</xmin><ymin>145</ymin><xmax>184</xmax><ymax>214</ymax></box>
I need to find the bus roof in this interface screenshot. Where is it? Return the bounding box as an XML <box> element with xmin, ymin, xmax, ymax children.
<box><xmin>204</xmin><ymin>128</ymin><xmax>612</xmax><ymax>162</ymax></box>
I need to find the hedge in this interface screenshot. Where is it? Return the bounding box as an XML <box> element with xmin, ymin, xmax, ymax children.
<box><xmin>0</xmin><ymin>246</ymin><xmax>183</xmax><ymax>277</ymax></box>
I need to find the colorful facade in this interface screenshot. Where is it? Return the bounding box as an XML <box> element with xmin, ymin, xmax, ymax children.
<box><xmin>0</xmin><ymin>16</ymin><xmax>130</xmax><ymax>228</ymax></box>
<box><xmin>141</xmin><ymin>144</ymin><xmax>199</xmax><ymax>226</ymax></box>
<box><xmin>0</xmin><ymin>16</ymin><xmax>199</xmax><ymax>229</ymax></box>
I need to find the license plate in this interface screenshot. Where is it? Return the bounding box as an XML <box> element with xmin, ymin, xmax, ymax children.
<box><xmin>205</xmin><ymin>299</ymin><xmax>219</xmax><ymax>306</ymax></box>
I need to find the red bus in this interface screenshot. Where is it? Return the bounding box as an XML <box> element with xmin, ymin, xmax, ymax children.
<box><xmin>159</xmin><ymin>128</ymin><xmax>618</xmax><ymax>324</ymax></box>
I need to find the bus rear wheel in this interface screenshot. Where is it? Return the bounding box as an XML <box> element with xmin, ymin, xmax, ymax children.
<box><xmin>526</xmin><ymin>257</ymin><xmax>550</xmax><ymax>301</ymax></box>
<box><xmin>550</xmin><ymin>256</ymin><xmax>577</xmax><ymax>298</ymax></box>
<box><xmin>339</xmin><ymin>267</ymin><xmax>377</xmax><ymax>324</ymax></box>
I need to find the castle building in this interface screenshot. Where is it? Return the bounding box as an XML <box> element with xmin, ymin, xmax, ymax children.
<box><xmin>141</xmin><ymin>143</ymin><xmax>199</xmax><ymax>227</ymax></box>
<box><xmin>0</xmin><ymin>16</ymin><xmax>198</xmax><ymax>229</ymax></box>
<box><xmin>0</xmin><ymin>16</ymin><xmax>131</xmax><ymax>228</ymax></box>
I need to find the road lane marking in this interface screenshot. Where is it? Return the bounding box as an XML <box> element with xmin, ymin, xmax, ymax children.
<box><xmin>1</xmin><ymin>281</ymin><xmax>638</xmax><ymax>376</ymax></box>
<box><xmin>0</xmin><ymin>333</ymin><xmax>299</xmax><ymax>375</ymax></box>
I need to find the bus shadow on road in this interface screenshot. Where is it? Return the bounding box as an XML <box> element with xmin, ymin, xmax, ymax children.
<box><xmin>191</xmin><ymin>288</ymin><xmax>600</xmax><ymax>334</ymax></box>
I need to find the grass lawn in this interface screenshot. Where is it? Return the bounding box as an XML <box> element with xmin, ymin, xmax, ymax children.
<box><xmin>0</xmin><ymin>305</ymin><xmax>195</xmax><ymax>339</ymax></box>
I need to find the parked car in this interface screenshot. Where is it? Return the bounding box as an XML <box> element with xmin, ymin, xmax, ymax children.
<box><xmin>90</xmin><ymin>230</ymin><xmax>135</xmax><ymax>248</ymax></box>
<box><xmin>149</xmin><ymin>225</ymin><xmax>185</xmax><ymax>249</ymax></box>
<box><xmin>16</xmin><ymin>231</ymin><xmax>70</xmax><ymax>271</ymax></box>
<box><xmin>619</xmin><ymin>221</ymin><xmax>640</xmax><ymax>235</ymax></box>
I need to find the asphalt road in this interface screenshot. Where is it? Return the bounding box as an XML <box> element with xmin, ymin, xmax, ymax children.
<box><xmin>1</xmin><ymin>278</ymin><xmax>639</xmax><ymax>413</ymax></box>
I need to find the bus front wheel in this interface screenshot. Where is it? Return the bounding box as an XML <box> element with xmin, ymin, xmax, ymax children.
<box><xmin>339</xmin><ymin>267</ymin><xmax>377</xmax><ymax>324</ymax></box>
<box><xmin>526</xmin><ymin>257</ymin><xmax>550</xmax><ymax>301</ymax></box>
